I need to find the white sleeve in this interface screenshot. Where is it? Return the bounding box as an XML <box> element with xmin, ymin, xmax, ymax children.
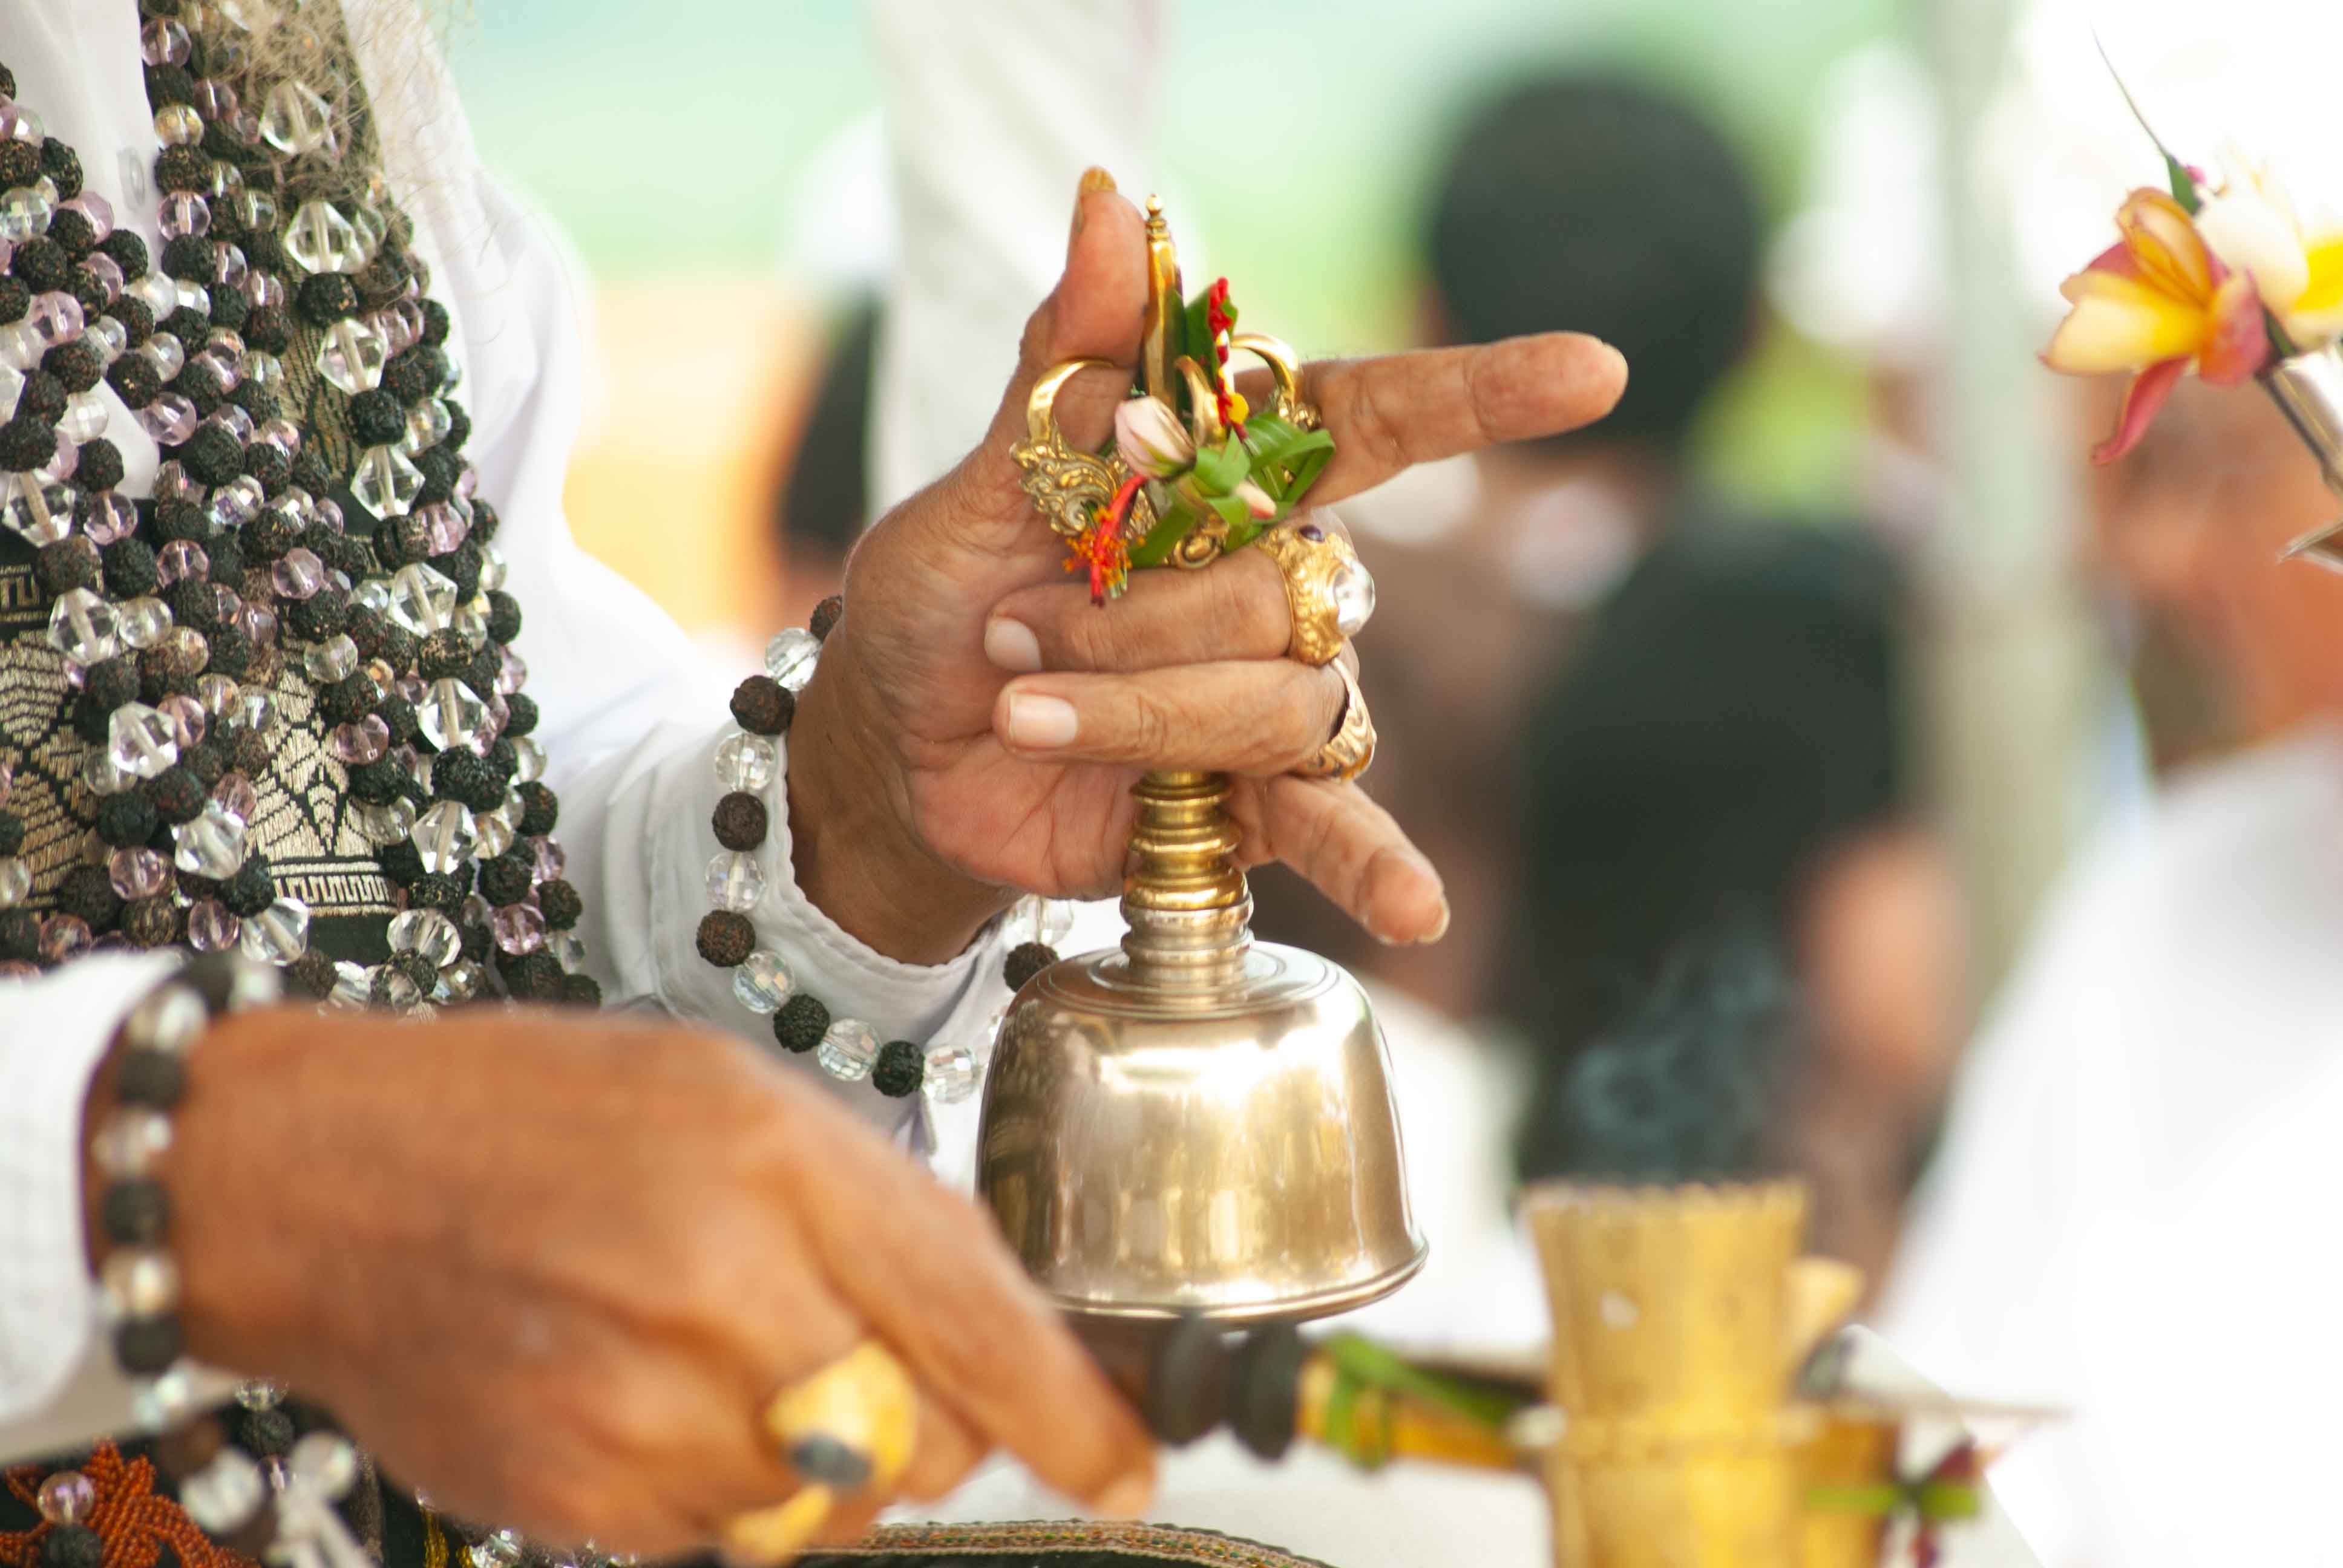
<box><xmin>868</xmin><ymin>0</ymin><xmax>1166</xmax><ymax>511</ymax></box>
<box><xmin>0</xmin><ymin>953</ymin><xmax>182</xmax><ymax>1442</ymax></box>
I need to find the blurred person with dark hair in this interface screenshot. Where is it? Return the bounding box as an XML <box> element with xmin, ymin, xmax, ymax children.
<box><xmin>1503</xmin><ymin>526</ymin><xmax>1964</xmax><ymax>1285</ymax></box>
<box><xmin>1254</xmin><ymin>68</ymin><xmax>1768</xmax><ymax>1030</ymax></box>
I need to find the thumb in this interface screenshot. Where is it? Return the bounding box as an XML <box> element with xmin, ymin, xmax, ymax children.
<box><xmin>945</xmin><ymin>174</ymin><xmax>1150</xmax><ymax>554</ymax></box>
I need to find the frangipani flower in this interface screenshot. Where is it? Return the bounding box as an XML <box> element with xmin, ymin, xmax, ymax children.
<box><xmin>2044</xmin><ymin>188</ymin><xmax>2270</xmax><ymax>463</ymax></box>
<box><xmin>1115</xmin><ymin>396</ymin><xmax>1193</xmax><ymax>479</ymax></box>
<box><xmin>2193</xmin><ymin>163</ymin><xmax>2343</xmax><ymax>351</ymax></box>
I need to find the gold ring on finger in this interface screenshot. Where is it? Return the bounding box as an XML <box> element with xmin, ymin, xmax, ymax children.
<box><xmin>721</xmin><ymin>1342</ymin><xmax>918</xmax><ymax>1564</ymax></box>
<box><xmin>1252</xmin><ymin>520</ymin><xmax>1376</xmax><ymax>667</ymax></box>
<box><xmin>1294</xmin><ymin>660</ymin><xmax>1375</xmax><ymax>784</ymax></box>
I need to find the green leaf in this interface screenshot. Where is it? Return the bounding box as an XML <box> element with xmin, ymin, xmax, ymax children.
<box><xmin>2166</xmin><ymin>152</ymin><xmax>2202</xmax><ymax>214</ymax></box>
<box><xmin>1128</xmin><ymin>501</ymin><xmax>1198</xmax><ymax>568</ymax></box>
<box><xmin>1190</xmin><ymin>435</ymin><xmax>1251</xmax><ymax>494</ymax></box>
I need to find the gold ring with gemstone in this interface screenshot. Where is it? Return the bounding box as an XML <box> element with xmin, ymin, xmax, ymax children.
<box><xmin>1253</xmin><ymin>521</ymin><xmax>1375</xmax><ymax>667</ymax></box>
<box><xmin>719</xmin><ymin>1343</ymin><xmax>917</xmax><ymax>1564</ymax></box>
<box><xmin>1295</xmin><ymin>661</ymin><xmax>1375</xmax><ymax>784</ymax></box>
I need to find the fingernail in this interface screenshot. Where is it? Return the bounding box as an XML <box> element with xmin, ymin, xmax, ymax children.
<box><xmin>1423</xmin><ymin>897</ymin><xmax>1453</xmax><ymax>944</ymax></box>
<box><xmin>1004</xmin><ymin>691</ymin><xmax>1079</xmax><ymax>749</ymax></box>
<box><xmin>1094</xmin><ymin>1473</ymin><xmax>1153</xmax><ymax>1522</ymax></box>
<box><xmin>1070</xmin><ymin>166</ymin><xmax>1116</xmax><ymax>245</ymax></box>
<box><xmin>985</xmin><ymin>616</ymin><xmax>1044</xmax><ymax>673</ymax></box>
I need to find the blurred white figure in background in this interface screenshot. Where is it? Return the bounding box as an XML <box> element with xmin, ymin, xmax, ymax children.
<box><xmin>1876</xmin><ymin>4</ymin><xmax>2343</xmax><ymax>1566</ymax></box>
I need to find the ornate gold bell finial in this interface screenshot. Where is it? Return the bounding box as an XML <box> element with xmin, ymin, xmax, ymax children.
<box><xmin>979</xmin><ymin>205</ymin><xmax>1422</xmax><ymax>1326</ymax></box>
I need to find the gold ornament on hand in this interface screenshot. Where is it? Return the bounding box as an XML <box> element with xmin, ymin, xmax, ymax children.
<box><xmin>1295</xmin><ymin>661</ymin><xmax>1375</xmax><ymax>784</ymax></box>
<box><xmin>719</xmin><ymin>1342</ymin><xmax>917</xmax><ymax>1565</ymax></box>
<box><xmin>1253</xmin><ymin>521</ymin><xmax>1375</xmax><ymax>667</ymax></box>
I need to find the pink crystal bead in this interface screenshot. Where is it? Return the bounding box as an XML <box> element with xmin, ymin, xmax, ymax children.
<box><xmin>36</xmin><ymin>1470</ymin><xmax>96</xmax><ymax>1526</ymax></box>
<box><xmin>85</xmin><ymin>492</ymin><xmax>136</xmax><ymax>545</ymax></box>
<box><xmin>159</xmin><ymin>694</ymin><xmax>207</xmax><ymax>749</ymax></box>
<box><xmin>34</xmin><ymin>438</ymin><xmax>73</xmax><ymax>484</ymax></box>
<box><xmin>243</xmin><ymin>270</ymin><xmax>284</xmax><ymax>311</ymax></box>
<box><xmin>194</xmin><ymin>79</ymin><xmax>238</xmax><ymax>122</ymax></box>
<box><xmin>311</xmin><ymin>496</ymin><xmax>343</xmax><ymax>534</ymax></box>
<box><xmin>156</xmin><ymin>539</ymin><xmax>209</xmax><ymax>586</ymax></box>
<box><xmin>212</xmin><ymin>583</ymin><xmax>242</xmax><ymax>624</ymax></box>
<box><xmin>212</xmin><ymin>245</ymin><xmax>247</xmax><ymax>291</ymax></box>
<box><xmin>211</xmin><ymin>772</ymin><xmax>259</xmax><ymax>825</ymax></box>
<box><xmin>0</xmin><ymin>757</ymin><xmax>11</xmax><ymax>806</ymax></box>
<box><xmin>38</xmin><ymin>915</ymin><xmax>91</xmax><ymax>965</ymax></box>
<box><xmin>25</xmin><ymin>293</ymin><xmax>84</xmax><ymax>352</ymax></box>
<box><xmin>108</xmin><ymin>847</ymin><xmax>170</xmax><ymax>901</ymax></box>
<box><xmin>328</xmin><ymin>714</ymin><xmax>390</xmax><ymax>765</ymax></box>
<box><xmin>189</xmin><ymin>348</ymin><xmax>240</xmax><ymax>395</ymax></box>
<box><xmin>80</xmin><ymin>253</ymin><xmax>124</xmax><ymax>304</ymax></box>
<box><xmin>159</xmin><ymin>192</ymin><xmax>211</xmax><ymax>240</ymax></box>
<box><xmin>151</xmin><ymin>460</ymin><xmax>202</xmax><ymax>505</ymax></box>
<box><xmin>0</xmin><ymin>961</ymin><xmax>34</xmax><ymax>981</ymax></box>
<box><xmin>496</xmin><ymin>645</ymin><xmax>527</xmax><ymax>695</ymax></box>
<box><xmin>137</xmin><ymin>393</ymin><xmax>199</xmax><ymax>446</ymax></box>
<box><xmin>62</xmin><ymin>192</ymin><xmax>114</xmax><ymax>242</ymax></box>
<box><xmin>491</xmin><ymin>903</ymin><xmax>546</xmax><ymax>956</ymax></box>
<box><xmin>416</xmin><ymin>504</ymin><xmax>467</xmax><ymax>554</ymax></box>
<box><xmin>530</xmin><ymin>836</ymin><xmax>565</xmax><ymax>884</ymax></box>
<box><xmin>271</xmin><ymin>547</ymin><xmax>324</xmax><ymax>600</ymax></box>
<box><xmin>186</xmin><ymin>900</ymin><xmax>239</xmax><ymax>953</ymax></box>
<box><xmin>142</xmin><ymin>18</ymin><xmax>192</xmax><ymax>65</ymax></box>
<box><xmin>237</xmin><ymin>603</ymin><xmax>277</xmax><ymax>648</ymax></box>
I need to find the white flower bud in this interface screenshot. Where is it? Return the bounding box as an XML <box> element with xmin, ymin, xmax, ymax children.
<box><xmin>1115</xmin><ymin>396</ymin><xmax>1194</xmax><ymax>479</ymax></box>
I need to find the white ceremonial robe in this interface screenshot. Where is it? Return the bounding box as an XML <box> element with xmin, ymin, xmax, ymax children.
<box><xmin>1881</xmin><ymin>724</ymin><xmax>2343</xmax><ymax>1568</ymax></box>
<box><xmin>0</xmin><ymin>0</ymin><xmax>1153</xmax><ymax>1455</ymax></box>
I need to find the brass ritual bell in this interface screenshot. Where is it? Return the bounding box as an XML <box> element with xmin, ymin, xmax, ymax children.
<box><xmin>976</xmin><ymin>205</ymin><xmax>1424</xmax><ymax>1325</ymax></box>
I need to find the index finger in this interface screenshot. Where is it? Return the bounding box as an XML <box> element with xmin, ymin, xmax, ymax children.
<box><xmin>782</xmin><ymin>1106</ymin><xmax>1156</xmax><ymax>1517</ymax></box>
<box><xmin>1242</xmin><ymin>333</ymin><xmax>1628</xmax><ymax>506</ymax></box>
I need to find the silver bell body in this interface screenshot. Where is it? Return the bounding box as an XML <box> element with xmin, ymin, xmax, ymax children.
<box><xmin>975</xmin><ymin>772</ymin><xmax>1424</xmax><ymax>1325</ymax></box>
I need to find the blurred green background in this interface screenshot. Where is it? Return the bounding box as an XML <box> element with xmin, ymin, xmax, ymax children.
<box><xmin>447</xmin><ymin>0</ymin><xmax>1905</xmax><ymax>513</ymax></box>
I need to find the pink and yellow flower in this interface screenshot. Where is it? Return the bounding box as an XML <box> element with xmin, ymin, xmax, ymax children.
<box><xmin>2043</xmin><ymin>188</ymin><xmax>2271</xmax><ymax>463</ymax></box>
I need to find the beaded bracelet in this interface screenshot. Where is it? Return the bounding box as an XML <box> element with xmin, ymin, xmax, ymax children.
<box><xmin>79</xmin><ymin>952</ymin><xmax>365</xmax><ymax>1565</ymax></box>
<box><xmin>693</xmin><ymin>596</ymin><xmax>1066</xmax><ymax>1103</ymax></box>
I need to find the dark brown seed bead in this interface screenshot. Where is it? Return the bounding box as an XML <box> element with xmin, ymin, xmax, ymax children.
<box><xmin>120</xmin><ymin>898</ymin><xmax>180</xmax><ymax>949</ymax></box>
<box><xmin>42</xmin><ymin>339</ymin><xmax>101</xmax><ymax>395</ymax></box>
<box><xmin>100</xmin><ymin>1178</ymin><xmax>169</xmax><ymax>1247</ymax></box>
<box><xmin>152</xmin><ymin>143</ymin><xmax>207</xmax><ymax>191</ymax></box>
<box><xmin>537</xmin><ymin>880</ymin><xmax>582</xmax><ymax>931</ymax></box>
<box><xmin>431</xmin><ymin>750</ymin><xmax>502</xmax><ymax>812</ymax></box>
<box><xmin>113</xmin><ymin>1316</ymin><xmax>185</xmax><ymax>1376</ymax></box>
<box><xmin>0</xmin><ymin>279</ymin><xmax>23</xmax><ymax>327</ymax></box>
<box><xmin>34</xmin><ymin>538</ymin><xmax>98</xmax><ymax>596</ymax></box>
<box><xmin>243</xmin><ymin>302</ymin><xmax>291</xmax><ymax>354</ymax></box>
<box><xmin>284</xmin><ymin>951</ymin><xmax>338</xmax><ymax>999</ymax></box>
<box><xmin>56</xmin><ymin>864</ymin><xmax>120</xmax><ymax>932</ymax></box>
<box><xmin>158</xmin><ymin>235</ymin><xmax>211</xmax><ymax>283</ymax></box>
<box><xmin>514</xmin><ymin>780</ymin><xmax>559</xmax><ymax>836</ymax></box>
<box><xmin>485</xmin><ymin>590</ymin><xmax>522</xmax><ymax>645</ymax></box>
<box><xmin>407</xmin><ymin>875</ymin><xmax>462</xmax><ymax>915</ymax></box>
<box><xmin>238</xmin><ymin>1405</ymin><xmax>296</xmax><ymax>1457</ymax></box>
<box><xmin>810</xmin><ymin>595</ymin><xmax>844</xmax><ymax>641</ymax></box>
<box><xmin>38</xmin><ymin>139</ymin><xmax>80</xmax><ymax>200</ymax></box>
<box><xmin>0</xmin><ymin>812</ymin><xmax>23</xmax><ymax>858</ymax></box>
<box><xmin>9</xmin><ymin>235</ymin><xmax>66</xmax><ymax>290</ymax></box>
<box><xmin>296</xmin><ymin>270</ymin><xmax>359</xmax><ymax>324</ymax></box>
<box><xmin>477</xmin><ymin>853</ymin><xmax>531</xmax><ymax>908</ymax></box>
<box><xmin>48</xmin><ymin>210</ymin><xmax>97</xmax><ymax>259</ymax></box>
<box><xmin>728</xmin><ymin>675</ymin><xmax>794</xmax><ymax>736</ymax></box>
<box><xmin>418</xmin><ymin>628</ymin><xmax>471</xmax><ymax>679</ymax></box>
<box><xmin>772</xmin><ymin>993</ymin><xmax>830</xmax><ymax>1054</ymax></box>
<box><xmin>696</xmin><ymin>910</ymin><xmax>756</xmax><ymax>969</ymax></box>
<box><xmin>499</xmin><ymin>949</ymin><xmax>562</xmax><ymax>999</ymax></box>
<box><xmin>0</xmin><ymin>909</ymin><xmax>38</xmax><ymax>961</ymax></box>
<box><xmin>561</xmin><ymin>973</ymin><xmax>602</xmax><ymax>1008</ymax></box>
<box><xmin>106</xmin><ymin>350</ymin><xmax>162</xmax><ymax>410</ymax></box>
<box><xmin>1004</xmin><ymin>941</ymin><xmax>1061</xmax><ymax>991</ymax></box>
<box><xmin>219</xmin><ymin>856</ymin><xmax>275</xmax><ymax>918</ymax></box>
<box><xmin>179</xmin><ymin>423</ymin><xmax>241</xmax><ymax>488</ymax></box>
<box><xmin>712</xmin><ymin>791</ymin><xmax>767</xmax><ymax>852</ymax></box>
<box><xmin>99</xmin><ymin>231</ymin><xmax>149</xmax><ymax>286</ymax></box>
<box><xmin>143</xmin><ymin>766</ymin><xmax>206</xmax><ymax>827</ymax></box>
<box><xmin>74</xmin><ymin>437</ymin><xmax>124</xmax><ymax>492</ymax></box>
<box><xmin>0</xmin><ymin>142</ymin><xmax>34</xmax><ymax>191</ymax></box>
<box><xmin>501</xmin><ymin>691</ymin><xmax>538</xmax><ymax>737</ymax></box>
<box><xmin>0</xmin><ymin>414</ymin><xmax>57</xmax><ymax>472</ymax></box>
<box><xmin>42</xmin><ymin>1525</ymin><xmax>102</xmax><ymax>1568</ymax></box>
<box><xmin>873</xmin><ymin>1040</ymin><xmax>924</xmax><ymax>1098</ymax></box>
<box><xmin>117</xmin><ymin>1047</ymin><xmax>186</xmax><ymax>1108</ymax></box>
<box><xmin>15</xmin><ymin>370</ymin><xmax>62</xmax><ymax>422</ymax></box>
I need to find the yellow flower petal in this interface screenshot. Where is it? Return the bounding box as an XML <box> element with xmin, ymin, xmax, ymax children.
<box><xmin>2119</xmin><ymin>189</ymin><xmax>2216</xmax><ymax>304</ymax></box>
<box><xmin>2045</xmin><ymin>275</ymin><xmax>2209</xmax><ymax>374</ymax></box>
<box><xmin>2284</xmin><ymin>238</ymin><xmax>2343</xmax><ymax>345</ymax></box>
